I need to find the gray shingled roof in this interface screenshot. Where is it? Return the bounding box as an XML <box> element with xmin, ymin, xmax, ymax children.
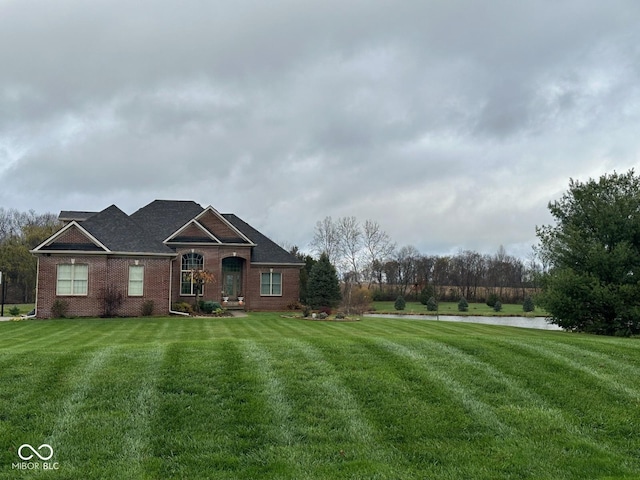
<box><xmin>49</xmin><ymin>200</ymin><xmax>302</xmax><ymax>264</ymax></box>
<box><xmin>80</xmin><ymin>205</ymin><xmax>174</xmax><ymax>254</ymax></box>
<box><xmin>58</xmin><ymin>211</ymin><xmax>98</xmax><ymax>222</ymax></box>
<box><xmin>130</xmin><ymin>200</ymin><xmax>204</xmax><ymax>242</ymax></box>
<box><xmin>223</xmin><ymin>214</ymin><xmax>304</xmax><ymax>264</ymax></box>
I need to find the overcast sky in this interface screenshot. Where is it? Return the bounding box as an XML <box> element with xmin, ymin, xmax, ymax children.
<box><xmin>1</xmin><ymin>1</ymin><xmax>639</xmax><ymax>258</ymax></box>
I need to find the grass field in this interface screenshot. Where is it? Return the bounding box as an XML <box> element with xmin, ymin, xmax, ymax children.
<box><xmin>1</xmin><ymin>313</ymin><xmax>639</xmax><ymax>479</ymax></box>
<box><xmin>371</xmin><ymin>300</ymin><xmax>548</xmax><ymax>316</ymax></box>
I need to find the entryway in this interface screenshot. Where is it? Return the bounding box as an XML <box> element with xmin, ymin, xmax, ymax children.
<box><xmin>221</xmin><ymin>257</ymin><xmax>244</xmax><ymax>300</ymax></box>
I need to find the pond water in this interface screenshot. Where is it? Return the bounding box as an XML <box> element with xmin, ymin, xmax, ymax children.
<box><xmin>368</xmin><ymin>314</ymin><xmax>563</xmax><ymax>331</ymax></box>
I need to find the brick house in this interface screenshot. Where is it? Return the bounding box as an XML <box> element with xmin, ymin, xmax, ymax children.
<box><xmin>31</xmin><ymin>200</ymin><xmax>304</xmax><ymax>318</ymax></box>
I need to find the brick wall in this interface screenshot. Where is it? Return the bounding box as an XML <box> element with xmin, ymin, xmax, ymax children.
<box><xmin>36</xmin><ymin>255</ymin><xmax>171</xmax><ymax>318</ymax></box>
<box><xmin>54</xmin><ymin>225</ymin><xmax>93</xmax><ymax>244</ymax></box>
<box><xmin>171</xmin><ymin>246</ymin><xmax>252</xmax><ymax>305</ymax></box>
<box><xmin>35</xmin><ymin>248</ymin><xmax>302</xmax><ymax>317</ymax></box>
<box><xmin>245</xmin><ymin>265</ymin><xmax>301</xmax><ymax>311</ymax></box>
<box><xmin>197</xmin><ymin>211</ymin><xmax>242</xmax><ymax>240</ymax></box>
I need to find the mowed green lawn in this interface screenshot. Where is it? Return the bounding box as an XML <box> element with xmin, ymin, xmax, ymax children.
<box><xmin>1</xmin><ymin>314</ymin><xmax>639</xmax><ymax>479</ymax></box>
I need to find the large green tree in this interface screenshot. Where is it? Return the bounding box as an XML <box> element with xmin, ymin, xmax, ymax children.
<box><xmin>306</xmin><ymin>252</ymin><xmax>342</xmax><ymax>309</ymax></box>
<box><xmin>0</xmin><ymin>211</ymin><xmax>60</xmax><ymax>303</ymax></box>
<box><xmin>537</xmin><ymin>170</ymin><xmax>640</xmax><ymax>335</ymax></box>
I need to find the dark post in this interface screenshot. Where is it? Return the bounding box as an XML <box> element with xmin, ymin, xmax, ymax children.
<box><xmin>1</xmin><ymin>272</ymin><xmax>4</xmax><ymax>317</ymax></box>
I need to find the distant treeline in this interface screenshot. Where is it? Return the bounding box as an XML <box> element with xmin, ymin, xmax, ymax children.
<box><xmin>0</xmin><ymin>208</ymin><xmax>61</xmax><ymax>303</ymax></box>
<box><xmin>300</xmin><ymin>216</ymin><xmax>542</xmax><ymax>305</ymax></box>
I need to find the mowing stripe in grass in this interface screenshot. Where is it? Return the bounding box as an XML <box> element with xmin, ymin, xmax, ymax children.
<box><xmin>281</xmin><ymin>337</ymin><xmax>408</xmax><ymax>478</ymax></box>
<box><xmin>430</xmin><ymin>339</ymin><xmax>637</xmax><ymax>470</ymax></box>
<box><xmin>121</xmin><ymin>345</ymin><xmax>166</xmax><ymax>479</ymax></box>
<box><xmin>499</xmin><ymin>338</ymin><xmax>640</xmax><ymax>402</ymax></box>
<box><xmin>47</xmin><ymin>347</ymin><xmax>115</xmax><ymax>460</ymax></box>
<box><xmin>538</xmin><ymin>340</ymin><xmax>640</xmax><ymax>393</ymax></box>
<box><xmin>376</xmin><ymin>339</ymin><xmax>512</xmax><ymax>437</ymax></box>
<box><xmin>372</xmin><ymin>337</ymin><xmax>639</xmax><ymax>478</ymax></box>
<box><xmin>2</xmin><ymin>322</ymin><xmax>81</xmax><ymax>351</ymax></box>
<box><xmin>149</xmin><ymin>340</ymin><xmax>291</xmax><ymax>479</ymax></box>
<box><xmin>239</xmin><ymin>340</ymin><xmax>304</xmax><ymax>479</ymax></box>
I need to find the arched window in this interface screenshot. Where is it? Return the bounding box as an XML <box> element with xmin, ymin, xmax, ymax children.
<box><xmin>181</xmin><ymin>252</ymin><xmax>204</xmax><ymax>295</ymax></box>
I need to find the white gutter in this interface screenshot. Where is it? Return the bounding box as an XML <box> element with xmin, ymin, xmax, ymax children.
<box><xmin>168</xmin><ymin>259</ymin><xmax>189</xmax><ymax>316</ymax></box>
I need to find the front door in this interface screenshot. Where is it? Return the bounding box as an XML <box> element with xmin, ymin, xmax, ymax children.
<box><xmin>222</xmin><ymin>257</ymin><xmax>243</xmax><ymax>299</ymax></box>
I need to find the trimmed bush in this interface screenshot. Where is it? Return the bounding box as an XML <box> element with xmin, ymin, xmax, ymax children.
<box><xmin>523</xmin><ymin>296</ymin><xmax>535</xmax><ymax>312</ymax></box>
<box><xmin>426</xmin><ymin>296</ymin><xmax>438</xmax><ymax>312</ymax></box>
<box><xmin>458</xmin><ymin>297</ymin><xmax>469</xmax><ymax>312</ymax></box>
<box><xmin>199</xmin><ymin>301</ymin><xmax>222</xmax><ymax>314</ymax></box>
<box><xmin>51</xmin><ymin>299</ymin><xmax>69</xmax><ymax>318</ymax></box>
<box><xmin>142</xmin><ymin>300</ymin><xmax>154</xmax><ymax>316</ymax></box>
<box><xmin>486</xmin><ymin>293</ymin><xmax>499</xmax><ymax>308</ymax></box>
<box><xmin>394</xmin><ymin>296</ymin><xmax>406</xmax><ymax>311</ymax></box>
<box><xmin>172</xmin><ymin>302</ymin><xmax>194</xmax><ymax>314</ymax></box>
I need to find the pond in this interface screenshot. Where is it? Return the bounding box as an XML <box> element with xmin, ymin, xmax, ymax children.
<box><xmin>368</xmin><ymin>314</ymin><xmax>563</xmax><ymax>331</ymax></box>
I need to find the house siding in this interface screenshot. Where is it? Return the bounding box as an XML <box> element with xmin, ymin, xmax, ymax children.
<box><xmin>36</xmin><ymin>255</ymin><xmax>171</xmax><ymax>318</ymax></box>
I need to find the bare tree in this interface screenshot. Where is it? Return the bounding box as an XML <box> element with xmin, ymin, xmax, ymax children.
<box><xmin>395</xmin><ymin>245</ymin><xmax>420</xmax><ymax>296</ymax></box>
<box><xmin>310</xmin><ymin>216</ymin><xmax>341</xmax><ymax>266</ymax></box>
<box><xmin>337</xmin><ymin>216</ymin><xmax>363</xmax><ymax>286</ymax></box>
<box><xmin>362</xmin><ymin>219</ymin><xmax>395</xmax><ymax>289</ymax></box>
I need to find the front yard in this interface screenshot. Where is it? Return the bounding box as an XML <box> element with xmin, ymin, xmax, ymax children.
<box><xmin>0</xmin><ymin>313</ymin><xmax>638</xmax><ymax>479</ymax></box>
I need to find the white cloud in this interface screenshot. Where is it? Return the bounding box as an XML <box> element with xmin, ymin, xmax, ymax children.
<box><xmin>1</xmin><ymin>0</ymin><xmax>640</xmax><ymax>257</ymax></box>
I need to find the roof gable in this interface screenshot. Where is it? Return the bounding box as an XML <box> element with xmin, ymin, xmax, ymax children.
<box><xmin>194</xmin><ymin>206</ymin><xmax>255</xmax><ymax>245</ymax></box>
<box><xmin>32</xmin><ymin>221</ymin><xmax>109</xmax><ymax>253</ymax></box>
<box><xmin>165</xmin><ymin>219</ymin><xmax>221</xmax><ymax>244</ymax></box>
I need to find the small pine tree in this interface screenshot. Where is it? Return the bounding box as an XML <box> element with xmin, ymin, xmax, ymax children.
<box><xmin>458</xmin><ymin>296</ymin><xmax>469</xmax><ymax>312</ymax></box>
<box><xmin>486</xmin><ymin>293</ymin><xmax>499</xmax><ymax>308</ymax></box>
<box><xmin>426</xmin><ymin>296</ymin><xmax>438</xmax><ymax>311</ymax></box>
<box><xmin>306</xmin><ymin>253</ymin><xmax>342</xmax><ymax>309</ymax></box>
<box><xmin>394</xmin><ymin>295</ymin><xmax>406</xmax><ymax>311</ymax></box>
<box><xmin>493</xmin><ymin>301</ymin><xmax>502</xmax><ymax>312</ymax></box>
<box><xmin>418</xmin><ymin>286</ymin><xmax>435</xmax><ymax>305</ymax></box>
<box><xmin>523</xmin><ymin>296</ymin><xmax>535</xmax><ymax>312</ymax></box>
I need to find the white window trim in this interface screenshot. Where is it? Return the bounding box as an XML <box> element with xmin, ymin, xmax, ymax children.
<box><xmin>181</xmin><ymin>253</ymin><xmax>204</xmax><ymax>296</ymax></box>
<box><xmin>56</xmin><ymin>263</ymin><xmax>89</xmax><ymax>296</ymax></box>
<box><xmin>128</xmin><ymin>265</ymin><xmax>144</xmax><ymax>297</ymax></box>
<box><xmin>260</xmin><ymin>271</ymin><xmax>282</xmax><ymax>296</ymax></box>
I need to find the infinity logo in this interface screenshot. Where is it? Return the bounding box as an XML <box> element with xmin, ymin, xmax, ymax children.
<box><xmin>17</xmin><ymin>444</ymin><xmax>54</xmax><ymax>461</ymax></box>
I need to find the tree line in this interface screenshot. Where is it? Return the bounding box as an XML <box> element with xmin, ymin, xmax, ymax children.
<box><xmin>0</xmin><ymin>208</ymin><xmax>61</xmax><ymax>303</ymax></box>
<box><xmin>304</xmin><ymin>216</ymin><xmax>541</xmax><ymax>304</ymax></box>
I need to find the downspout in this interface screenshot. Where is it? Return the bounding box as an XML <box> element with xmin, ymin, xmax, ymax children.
<box><xmin>31</xmin><ymin>256</ymin><xmax>40</xmax><ymax>318</ymax></box>
<box><xmin>169</xmin><ymin>258</ymin><xmax>189</xmax><ymax>316</ymax></box>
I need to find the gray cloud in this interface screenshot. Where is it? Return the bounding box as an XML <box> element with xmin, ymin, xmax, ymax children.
<box><xmin>2</xmin><ymin>0</ymin><xmax>640</xmax><ymax>256</ymax></box>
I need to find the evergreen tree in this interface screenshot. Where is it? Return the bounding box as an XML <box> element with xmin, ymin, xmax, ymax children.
<box><xmin>426</xmin><ymin>296</ymin><xmax>438</xmax><ymax>312</ymax></box>
<box><xmin>394</xmin><ymin>295</ymin><xmax>406</xmax><ymax>311</ymax></box>
<box><xmin>537</xmin><ymin>170</ymin><xmax>640</xmax><ymax>335</ymax></box>
<box><xmin>523</xmin><ymin>296</ymin><xmax>535</xmax><ymax>312</ymax></box>
<box><xmin>306</xmin><ymin>252</ymin><xmax>342</xmax><ymax>309</ymax></box>
<box><xmin>458</xmin><ymin>296</ymin><xmax>469</xmax><ymax>312</ymax></box>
